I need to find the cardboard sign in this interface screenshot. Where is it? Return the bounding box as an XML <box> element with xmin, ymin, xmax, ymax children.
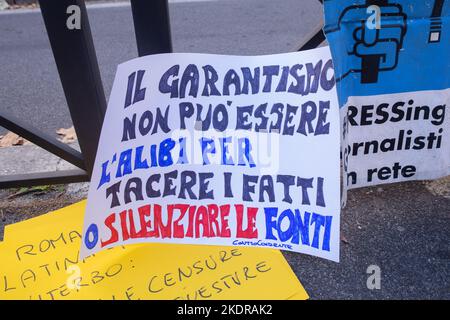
<box><xmin>0</xmin><ymin>201</ymin><xmax>308</xmax><ymax>300</ymax></box>
<box><xmin>80</xmin><ymin>49</ymin><xmax>341</xmax><ymax>261</ymax></box>
<box><xmin>323</xmin><ymin>0</ymin><xmax>450</xmax><ymax>197</ymax></box>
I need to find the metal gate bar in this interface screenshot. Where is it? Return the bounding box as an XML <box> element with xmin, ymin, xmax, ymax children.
<box><xmin>0</xmin><ymin>0</ymin><xmax>325</xmax><ymax>189</ymax></box>
<box><xmin>297</xmin><ymin>0</ymin><xmax>325</xmax><ymax>51</ymax></box>
<box><xmin>130</xmin><ymin>0</ymin><xmax>173</xmax><ymax>57</ymax></box>
<box><xmin>0</xmin><ymin>111</ymin><xmax>85</xmax><ymax>170</ymax></box>
<box><xmin>39</xmin><ymin>0</ymin><xmax>107</xmax><ymax>176</ymax></box>
<box><xmin>0</xmin><ymin>169</ymin><xmax>88</xmax><ymax>189</ymax></box>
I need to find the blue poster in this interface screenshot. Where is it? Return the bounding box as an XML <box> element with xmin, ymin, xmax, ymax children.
<box><xmin>323</xmin><ymin>0</ymin><xmax>450</xmax><ymax>192</ymax></box>
<box><xmin>324</xmin><ymin>0</ymin><xmax>450</xmax><ymax>106</ymax></box>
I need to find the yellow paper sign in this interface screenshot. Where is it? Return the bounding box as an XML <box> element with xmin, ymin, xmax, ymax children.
<box><xmin>0</xmin><ymin>201</ymin><xmax>308</xmax><ymax>300</ymax></box>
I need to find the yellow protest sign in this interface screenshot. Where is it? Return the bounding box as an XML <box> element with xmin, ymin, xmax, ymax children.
<box><xmin>0</xmin><ymin>201</ymin><xmax>308</xmax><ymax>300</ymax></box>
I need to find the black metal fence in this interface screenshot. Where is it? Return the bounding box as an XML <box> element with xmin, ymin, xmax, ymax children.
<box><xmin>0</xmin><ymin>0</ymin><xmax>324</xmax><ymax>189</ymax></box>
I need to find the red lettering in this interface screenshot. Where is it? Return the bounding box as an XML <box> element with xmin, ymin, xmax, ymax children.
<box><xmin>127</xmin><ymin>209</ymin><xmax>140</xmax><ymax>239</ymax></box>
<box><xmin>195</xmin><ymin>206</ymin><xmax>210</xmax><ymax>238</ymax></box>
<box><xmin>101</xmin><ymin>203</ymin><xmax>256</xmax><ymax>243</ymax></box>
<box><xmin>171</xmin><ymin>204</ymin><xmax>189</xmax><ymax>238</ymax></box>
<box><xmin>235</xmin><ymin>205</ymin><xmax>258</xmax><ymax>238</ymax></box>
<box><xmin>119</xmin><ymin>210</ymin><xmax>130</xmax><ymax>241</ymax></box>
<box><xmin>207</xmin><ymin>204</ymin><xmax>220</xmax><ymax>237</ymax></box>
<box><xmin>219</xmin><ymin>205</ymin><xmax>231</xmax><ymax>238</ymax></box>
<box><xmin>186</xmin><ymin>206</ymin><xmax>196</xmax><ymax>237</ymax></box>
<box><xmin>137</xmin><ymin>205</ymin><xmax>152</xmax><ymax>238</ymax></box>
<box><xmin>101</xmin><ymin>213</ymin><xmax>119</xmax><ymax>247</ymax></box>
<box><xmin>154</xmin><ymin>204</ymin><xmax>171</xmax><ymax>238</ymax></box>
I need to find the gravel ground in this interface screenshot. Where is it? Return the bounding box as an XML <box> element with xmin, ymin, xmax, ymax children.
<box><xmin>1</xmin><ymin>177</ymin><xmax>448</xmax><ymax>299</ymax></box>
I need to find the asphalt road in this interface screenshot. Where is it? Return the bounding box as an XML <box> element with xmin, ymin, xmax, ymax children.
<box><xmin>0</xmin><ymin>0</ymin><xmax>322</xmax><ymax>136</ymax></box>
<box><xmin>0</xmin><ymin>0</ymin><xmax>449</xmax><ymax>300</ymax></box>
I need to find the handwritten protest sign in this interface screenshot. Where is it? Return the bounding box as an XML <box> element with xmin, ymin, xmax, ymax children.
<box><xmin>323</xmin><ymin>0</ymin><xmax>450</xmax><ymax>200</ymax></box>
<box><xmin>80</xmin><ymin>48</ymin><xmax>341</xmax><ymax>262</ymax></box>
<box><xmin>0</xmin><ymin>201</ymin><xmax>308</xmax><ymax>300</ymax></box>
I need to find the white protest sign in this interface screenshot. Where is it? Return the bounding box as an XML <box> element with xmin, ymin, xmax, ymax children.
<box><xmin>80</xmin><ymin>47</ymin><xmax>341</xmax><ymax>262</ymax></box>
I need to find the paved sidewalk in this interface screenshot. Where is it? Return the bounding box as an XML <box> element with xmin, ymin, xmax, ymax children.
<box><xmin>0</xmin><ymin>144</ymin><xmax>449</xmax><ymax>299</ymax></box>
<box><xmin>0</xmin><ymin>144</ymin><xmax>88</xmax><ymax>240</ymax></box>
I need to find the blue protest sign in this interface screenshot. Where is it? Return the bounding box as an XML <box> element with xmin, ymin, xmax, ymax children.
<box><xmin>324</xmin><ymin>0</ymin><xmax>449</xmax><ymax>105</ymax></box>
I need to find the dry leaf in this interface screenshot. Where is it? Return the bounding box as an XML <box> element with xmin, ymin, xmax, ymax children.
<box><xmin>0</xmin><ymin>132</ymin><xmax>30</xmax><ymax>147</ymax></box>
<box><xmin>7</xmin><ymin>3</ymin><xmax>38</xmax><ymax>10</ymax></box>
<box><xmin>424</xmin><ymin>176</ymin><xmax>450</xmax><ymax>199</ymax></box>
<box><xmin>341</xmin><ymin>234</ymin><xmax>350</xmax><ymax>245</ymax></box>
<box><xmin>56</xmin><ymin>126</ymin><xmax>77</xmax><ymax>143</ymax></box>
